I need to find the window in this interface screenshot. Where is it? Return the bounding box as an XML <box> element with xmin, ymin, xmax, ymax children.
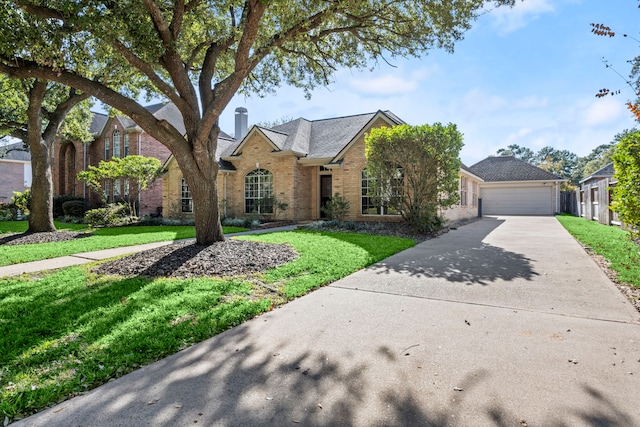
<box><xmin>361</xmin><ymin>168</ymin><xmax>402</xmax><ymax>215</ymax></box>
<box><xmin>181</xmin><ymin>178</ymin><xmax>193</xmax><ymax>213</ymax></box>
<box><xmin>460</xmin><ymin>176</ymin><xmax>468</xmax><ymax>206</ymax></box>
<box><xmin>245</xmin><ymin>169</ymin><xmax>273</xmax><ymax>214</ymax></box>
<box><xmin>472</xmin><ymin>181</ymin><xmax>478</xmax><ymax>207</ymax></box>
<box><xmin>104</xmin><ymin>179</ymin><xmax>111</xmax><ymax>202</ymax></box>
<box><xmin>124</xmin><ymin>178</ymin><xmax>130</xmax><ymax>198</ymax></box>
<box><xmin>104</xmin><ymin>137</ymin><xmax>111</xmax><ymax>160</ymax></box>
<box><xmin>123</xmin><ymin>133</ymin><xmax>129</xmax><ymax>157</ymax></box>
<box><xmin>114</xmin><ymin>177</ymin><xmax>121</xmax><ymax>199</ymax></box>
<box><xmin>113</xmin><ymin>131</ymin><xmax>121</xmax><ymax>158</ymax></box>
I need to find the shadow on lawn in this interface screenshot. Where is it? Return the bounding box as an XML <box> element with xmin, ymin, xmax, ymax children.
<box><xmin>372</xmin><ymin>217</ymin><xmax>539</xmax><ymax>286</ymax></box>
<box><xmin>12</xmin><ymin>320</ymin><xmax>637</xmax><ymax>427</ymax></box>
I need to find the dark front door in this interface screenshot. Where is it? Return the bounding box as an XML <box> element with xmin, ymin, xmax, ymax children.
<box><xmin>320</xmin><ymin>175</ymin><xmax>332</xmax><ymax>218</ymax></box>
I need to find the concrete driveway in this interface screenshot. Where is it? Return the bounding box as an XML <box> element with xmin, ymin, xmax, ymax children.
<box><xmin>14</xmin><ymin>216</ymin><xmax>640</xmax><ymax>426</ymax></box>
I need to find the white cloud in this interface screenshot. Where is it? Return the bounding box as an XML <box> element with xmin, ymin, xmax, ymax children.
<box><xmin>514</xmin><ymin>95</ymin><xmax>549</xmax><ymax>109</ymax></box>
<box><xmin>347</xmin><ymin>66</ymin><xmax>436</xmax><ymax>96</ymax></box>
<box><xmin>490</xmin><ymin>0</ymin><xmax>555</xmax><ymax>34</ymax></box>
<box><xmin>504</xmin><ymin>128</ymin><xmax>534</xmax><ymax>145</ymax></box>
<box><xmin>581</xmin><ymin>96</ymin><xmax>627</xmax><ymax>127</ymax></box>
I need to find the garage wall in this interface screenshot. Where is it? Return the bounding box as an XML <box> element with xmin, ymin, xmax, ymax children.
<box><xmin>480</xmin><ymin>181</ymin><xmax>556</xmax><ymax>215</ymax></box>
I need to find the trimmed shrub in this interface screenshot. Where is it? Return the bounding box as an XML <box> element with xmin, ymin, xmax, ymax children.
<box><xmin>54</xmin><ymin>195</ymin><xmax>85</xmax><ymax>218</ymax></box>
<box><xmin>320</xmin><ymin>193</ymin><xmax>350</xmax><ymax>221</ymax></box>
<box><xmin>62</xmin><ymin>200</ymin><xmax>88</xmax><ymax>218</ymax></box>
<box><xmin>85</xmin><ymin>203</ymin><xmax>134</xmax><ymax>227</ymax></box>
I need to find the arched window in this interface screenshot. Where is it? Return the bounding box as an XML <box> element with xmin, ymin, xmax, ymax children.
<box><xmin>245</xmin><ymin>169</ymin><xmax>273</xmax><ymax>214</ymax></box>
<box><xmin>361</xmin><ymin>167</ymin><xmax>402</xmax><ymax>215</ymax></box>
<box><xmin>113</xmin><ymin>130</ymin><xmax>121</xmax><ymax>158</ymax></box>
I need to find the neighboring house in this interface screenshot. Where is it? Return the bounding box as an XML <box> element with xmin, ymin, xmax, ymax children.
<box><xmin>0</xmin><ymin>142</ymin><xmax>31</xmax><ymax>204</ymax></box>
<box><xmin>577</xmin><ymin>162</ymin><xmax>620</xmax><ymax>226</ymax></box>
<box><xmin>52</xmin><ymin>103</ymin><xmax>180</xmax><ymax>216</ymax></box>
<box><xmin>469</xmin><ymin>155</ymin><xmax>564</xmax><ymax>215</ymax></box>
<box><xmin>163</xmin><ymin>110</ymin><xmax>483</xmax><ymax>224</ymax></box>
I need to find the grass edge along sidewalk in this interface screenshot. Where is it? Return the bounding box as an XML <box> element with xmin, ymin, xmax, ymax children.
<box><xmin>0</xmin><ymin>229</ymin><xmax>415</xmax><ymax>423</ymax></box>
<box><xmin>556</xmin><ymin>214</ymin><xmax>640</xmax><ymax>288</ymax></box>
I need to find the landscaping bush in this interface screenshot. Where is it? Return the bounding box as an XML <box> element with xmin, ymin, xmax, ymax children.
<box><xmin>10</xmin><ymin>190</ymin><xmax>31</xmax><ymax>215</ymax></box>
<box><xmin>321</xmin><ymin>193</ymin><xmax>350</xmax><ymax>221</ymax></box>
<box><xmin>54</xmin><ymin>195</ymin><xmax>85</xmax><ymax>218</ymax></box>
<box><xmin>222</xmin><ymin>217</ymin><xmax>259</xmax><ymax>228</ymax></box>
<box><xmin>62</xmin><ymin>200</ymin><xmax>88</xmax><ymax>218</ymax></box>
<box><xmin>0</xmin><ymin>203</ymin><xmax>17</xmax><ymax>221</ymax></box>
<box><xmin>85</xmin><ymin>203</ymin><xmax>134</xmax><ymax>227</ymax></box>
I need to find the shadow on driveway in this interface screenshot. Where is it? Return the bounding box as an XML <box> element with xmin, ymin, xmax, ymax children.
<box><xmin>372</xmin><ymin>217</ymin><xmax>539</xmax><ymax>286</ymax></box>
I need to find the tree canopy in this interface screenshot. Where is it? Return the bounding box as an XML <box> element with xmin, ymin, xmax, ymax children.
<box><xmin>0</xmin><ymin>0</ymin><xmax>514</xmax><ymax>243</ymax></box>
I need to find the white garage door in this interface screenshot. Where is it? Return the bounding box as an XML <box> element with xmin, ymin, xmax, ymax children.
<box><xmin>482</xmin><ymin>186</ymin><xmax>553</xmax><ymax>215</ymax></box>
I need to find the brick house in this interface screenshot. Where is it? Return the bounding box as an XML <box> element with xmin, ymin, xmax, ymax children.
<box><xmin>0</xmin><ymin>142</ymin><xmax>31</xmax><ymax>204</ymax></box>
<box><xmin>162</xmin><ymin>110</ymin><xmax>482</xmax><ymax>224</ymax></box>
<box><xmin>52</xmin><ymin>103</ymin><xmax>177</xmax><ymax>216</ymax></box>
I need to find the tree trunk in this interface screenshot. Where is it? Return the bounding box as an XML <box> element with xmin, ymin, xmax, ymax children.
<box><xmin>171</xmin><ymin>125</ymin><xmax>224</xmax><ymax>245</ymax></box>
<box><xmin>27</xmin><ymin>137</ymin><xmax>55</xmax><ymax>232</ymax></box>
<box><xmin>26</xmin><ymin>80</ymin><xmax>56</xmax><ymax>233</ymax></box>
<box><xmin>183</xmin><ymin>165</ymin><xmax>224</xmax><ymax>245</ymax></box>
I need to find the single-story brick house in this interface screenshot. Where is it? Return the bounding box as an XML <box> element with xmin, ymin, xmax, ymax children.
<box><xmin>0</xmin><ymin>142</ymin><xmax>31</xmax><ymax>204</ymax></box>
<box><xmin>162</xmin><ymin>110</ymin><xmax>483</xmax><ymax>224</ymax></box>
<box><xmin>577</xmin><ymin>162</ymin><xmax>620</xmax><ymax>225</ymax></box>
<box><xmin>469</xmin><ymin>155</ymin><xmax>565</xmax><ymax>215</ymax></box>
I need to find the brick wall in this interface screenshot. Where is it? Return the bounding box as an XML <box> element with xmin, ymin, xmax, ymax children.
<box><xmin>0</xmin><ymin>161</ymin><xmax>28</xmax><ymax>203</ymax></box>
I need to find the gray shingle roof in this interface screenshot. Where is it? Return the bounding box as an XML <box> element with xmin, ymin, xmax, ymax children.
<box><xmin>579</xmin><ymin>162</ymin><xmax>614</xmax><ymax>183</ymax></box>
<box><xmin>469</xmin><ymin>156</ymin><xmax>562</xmax><ymax>181</ymax></box>
<box><xmin>89</xmin><ymin>113</ymin><xmax>109</xmax><ymax>136</ymax></box>
<box><xmin>250</xmin><ymin>110</ymin><xmax>402</xmax><ymax>160</ymax></box>
<box><xmin>112</xmin><ymin>103</ymin><xmax>187</xmax><ymax>135</ymax></box>
<box><xmin>0</xmin><ymin>142</ymin><xmax>30</xmax><ymax>161</ymax></box>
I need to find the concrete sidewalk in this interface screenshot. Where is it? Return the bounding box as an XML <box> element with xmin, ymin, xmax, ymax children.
<box><xmin>12</xmin><ymin>217</ymin><xmax>640</xmax><ymax>426</ymax></box>
<box><xmin>0</xmin><ymin>225</ymin><xmax>298</xmax><ymax>277</ymax></box>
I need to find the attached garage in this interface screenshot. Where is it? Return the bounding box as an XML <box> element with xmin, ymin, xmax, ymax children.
<box><xmin>480</xmin><ymin>182</ymin><xmax>555</xmax><ymax>215</ymax></box>
<box><xmin>470</xmin><ymin>156</ymin><xmax>564</xmax><ymax>216</ymax></box>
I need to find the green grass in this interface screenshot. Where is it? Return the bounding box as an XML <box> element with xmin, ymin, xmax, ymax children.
<box><xmin>0</xmin><ymin>224</ymin><xmax>247</xmax><ymax>266</ymax></box>
<box><xmin>556</xmin><ymin>215</ymin><xmax>640</xmax><ymax>287</ymax></box>
<box><xmin>0</xmin><ymin>221</ymin><xmax>88</xmax><ymax>234</ymax></box>
<box><xmin>0</xmin><ymin>230</ymin><xmax>414</xmax><ymax>421</ymax></box>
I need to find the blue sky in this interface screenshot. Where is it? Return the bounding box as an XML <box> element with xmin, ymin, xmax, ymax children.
<box><xmin>219</xmin><ymin>0</ymin><xmax>640</xmax><ymax>166</ymax></box>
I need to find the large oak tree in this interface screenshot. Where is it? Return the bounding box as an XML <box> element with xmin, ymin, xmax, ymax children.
<box><xmin>0</xmin><ymin>75</ymin><xmax>92</xmax><ymax>232</ymax></box>
<box><xmin>0</xmin><ymin>0</ymin><xmax>514</xmax><ymax>244</ymax></box>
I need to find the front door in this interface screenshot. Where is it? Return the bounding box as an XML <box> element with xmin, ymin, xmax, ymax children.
<box><xmin>320</xmin><ymin>175</ymin><xmax>332</xmax><ymax>218</ymax></box>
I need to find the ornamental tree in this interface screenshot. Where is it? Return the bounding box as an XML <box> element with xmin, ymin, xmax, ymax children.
<box><xmin>77</xmin><ymin>155</ymin><xmax>163</xmax><ymax>217</ymax></box>
<box><xmin>0</xmin><ymin>75</ymin><xmax>92</xmax><ymax>232</ymax></box>
<box><xmin>0</xmin><ymin>0</ymin><xmax>514</xmax><ymax>244</ymax></box>
<box><xmin>365</xmin><ymin>123</ymin><xmax>463</xmax><ymax>232</ymax></box>
<box><xmin>612</xmin><ymin>130</ymin><xmax>640</xmax><ymax>238</ymax></box>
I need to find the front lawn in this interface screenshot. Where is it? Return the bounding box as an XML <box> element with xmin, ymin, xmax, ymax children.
<box><xmin>0</xmin><ymin>230</ymin><xmax>415</xmax><ymax>422</ymax></box>
<box><xmin>556</xmin><ymin>215</ymin><xmax>640</xmax><ymax>287</ymax></box>
<box><xmin>0</xmin><ymin>223</ymin><xmax>246</xmax><ymax>267</ymax></box>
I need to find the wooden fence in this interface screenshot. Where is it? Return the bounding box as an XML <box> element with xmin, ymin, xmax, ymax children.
<box><xmin>577</xmin><ymin>178</ymin><xmax>621</xmax><ymax>226</ymax></box>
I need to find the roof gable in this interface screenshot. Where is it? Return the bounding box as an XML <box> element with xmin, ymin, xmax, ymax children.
<box><xmin>469</xmin><ymin>156</ymin><xmax>562</xmax><ymax>182</ymax></box>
